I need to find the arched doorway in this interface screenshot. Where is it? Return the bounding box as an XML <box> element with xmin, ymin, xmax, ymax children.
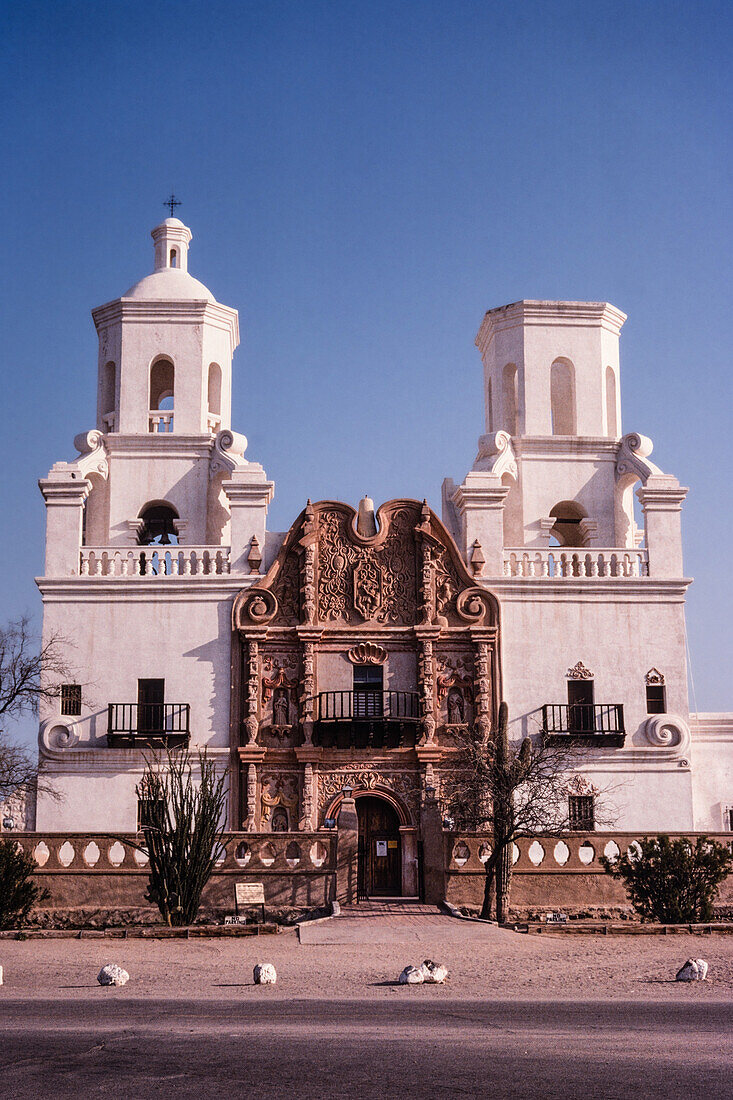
<box><xmin>357</xmin><ymin>795</ymin><xmax>402</xmax><ymax>898</ymax></box>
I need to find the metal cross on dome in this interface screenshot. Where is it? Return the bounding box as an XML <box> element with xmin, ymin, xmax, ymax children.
<box><xmin>164</xmin><ymin>193</ymin><xmax>181</xmax><ymax>218</ymax></box>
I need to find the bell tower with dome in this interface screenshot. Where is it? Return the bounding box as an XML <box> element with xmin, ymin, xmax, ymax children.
<box><xmin>93</xmin><ymin>217</ymin><xmax>237</xmax><ymax>437</ymax></box>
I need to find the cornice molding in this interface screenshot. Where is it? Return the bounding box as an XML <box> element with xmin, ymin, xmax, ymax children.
<box><xmin>476</xmin><ymin>300</ymin><xmax>627</xmax><ymax>353</ymax></box>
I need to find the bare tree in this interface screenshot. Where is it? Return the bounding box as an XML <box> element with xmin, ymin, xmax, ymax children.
<box><xmin>0</xmin><ymin>616</ymin><xmax>73</xmax><ymax>810</ymax></box>
<box><xmin>441</xmin><ymin>702</ymin><xmax>616</xmax><ymax>922</ymax></box>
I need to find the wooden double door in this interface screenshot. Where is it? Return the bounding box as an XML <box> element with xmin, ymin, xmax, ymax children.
<box><xmin>357</xmin><ymin>796</ymin><xmax>401</xmax><ymax>898</ymax></box>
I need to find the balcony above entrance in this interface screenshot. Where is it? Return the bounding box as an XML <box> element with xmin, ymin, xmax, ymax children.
<box><xmin>313</xmin><ymin>690</ymin><xmax>420</xmax><ymax>749</ymax></box>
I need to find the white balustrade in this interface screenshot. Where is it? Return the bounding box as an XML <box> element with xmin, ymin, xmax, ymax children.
<box><xmin>503</xmin><ymin>548</ymin><xmax>649</xmax><ymax>579</ymax></box>
<box><xmin>149</xmin><ymin>411</ymin><xmax>174</xmax><ymax>433</ymax></box>
<box><xmin>80</xmin><ymin>546</ymin><xmax>231</xmax><ymax>577</ymax></box>
<box><xmin>207</xmin><ymin>413</ymin><xmax>222</xmax><ymax>433</ymax></box>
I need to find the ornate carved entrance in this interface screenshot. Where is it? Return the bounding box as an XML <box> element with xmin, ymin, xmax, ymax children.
<box><xmin>357</xmin><ymin>795</ymin><xmax>401</xmax><ymax>898</ymax></box>
<box><xmin>231</xmin><ymin>497</ymin><xmax>501</xmax><ymax>866</ymax></box>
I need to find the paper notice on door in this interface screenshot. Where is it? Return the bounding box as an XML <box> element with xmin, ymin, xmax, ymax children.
<box><xmin>376</xmin><ymin>840</ymin><xmax>388</xmax><ymax>857</ymax></box>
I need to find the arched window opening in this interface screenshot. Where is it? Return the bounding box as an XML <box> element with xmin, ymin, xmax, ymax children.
<box><xmin>101</xmin><ymin>361</ymin><xmax>116</xmax><ymax>429</ymax></box>
<box><xmin>138</xmin><ymin>501</ymin><xmax>179</xmax><ymax>546</ymax></box>
<box><xmin>486</xmin><ymin>378</ymin><xmax>494</xmax><ymax>433</ymax></box>
<box><xmin>605</xmin><ymin>366</ymin><xmax>618</xmax><ymax>437</ymax></box>
<box><xmin>502</xmin><ymin>363</ymin><xmax>518</xmax><ymax>436</ymax></box>
<box><xmin>169</xmin><ymin>249</ymin><xmax>178</xmax><ymax>268</ymax></box>
<box><xmin>550</xmin><ymin>359</ymin><xmax>576</xmax><ymax>435</ymax></box>
<box><xmin>208</xmin><ymin>363</ymin><xmax>222</xmax><ymax>416</ymax></box>
<box><xmin>549</xmin><ymin>500</ymin><xmax>587</xmax><ymax>547</ymax></box>
<box><xmin>149</xmin><ymin>358</ymin><xmax>174</xmax><ymax>432</ymax></box>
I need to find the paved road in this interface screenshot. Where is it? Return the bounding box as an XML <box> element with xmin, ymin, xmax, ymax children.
<box><xmin>3</xmin><ymin>997</ymin><xmax>730</xmax><ymax>1099</ymax></box>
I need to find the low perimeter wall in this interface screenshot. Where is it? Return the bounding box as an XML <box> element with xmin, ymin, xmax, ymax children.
<box><xmin>14</xmin><ymin>833</ymin><xmax>337</xmax><ymax>914</ymax></box>
<box><xmin>10</xmin><ymin>830</ymin><xmax>733</xmax><ymax>920</ymax></box>
<box><xmin>445</xmin><ymin>832</ymin><xmax>733</xmax><ymax>915</ymax></box>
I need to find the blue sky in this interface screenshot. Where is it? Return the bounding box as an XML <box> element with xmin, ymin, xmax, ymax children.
<box><xmin>0</xmin><ymin>0</ymin><xmax>730</xmax><ymax>732</ymax></box>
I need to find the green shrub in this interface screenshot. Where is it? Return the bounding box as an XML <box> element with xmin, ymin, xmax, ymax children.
<box><xmin>601</xmin><ymin>834</ymin><xmax>733</xmax><ymax>923</ymax></box>
<box><xmin>0</xmin><ymin>838</ymin><xmax>49</xmax><ymax>928</ymax></box>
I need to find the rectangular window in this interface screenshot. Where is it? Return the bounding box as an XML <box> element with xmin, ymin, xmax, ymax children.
<box><xmin>353</xmin><ymin>664</ymin><xmax>383</xmax><ymax>718</ymax></box>
<box><xmin>60</xmin><ymin>684</ymin><xmax>82</xmax><ymax>716</ymax></box>
<box><xmin>567</xmin><ymin>679</ymin><xmax>595</xmax><ymax>733</ymax></box>
<box><xmin>137</xmin><ymin>797</ymin><xmax>163</xmax><ymax>832</ymax></box>
<box><xmin>569</xmin><ymin>795</ymin><xmax>595</xmax><ymax>831</ymax></box>
<box><xmin>137</xmin><ymin>678</ymin><xmax>165</xmax><ymax>733</ymax></box>
<box><xmin>646</xmin><ymin>684</ymin><xmax>666</xmax><ymax>713</ymax></box>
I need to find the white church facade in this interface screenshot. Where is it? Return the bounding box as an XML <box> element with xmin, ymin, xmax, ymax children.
<box><xmin>29</xmin><ymin>217</ymin><xmax>732</xmax><ymax>898</ymax></box>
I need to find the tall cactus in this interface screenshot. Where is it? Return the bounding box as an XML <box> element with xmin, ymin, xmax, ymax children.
<box><xmin>135</xmin><ymin>749</ymin><xmax>228</xmax><ymax>927</ymax></box>
<box><xmin>482</xmin><ymin>702</ymin><xmax>532</xmax><ymax>922</ymax></box>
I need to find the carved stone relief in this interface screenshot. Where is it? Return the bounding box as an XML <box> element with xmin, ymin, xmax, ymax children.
<box><xmin>318</xmin><ymin>506</ymin><xmax>417</xmax><ymax>625</ymax></box>
<box><xmin>261</xmin><ymin>772</ymin><xmax>300</xmax><ymax>829</ymax></box>
<box><xmin>567</xmin><ymin>661</ymin><xmax>594</xmax><ymax>680</ymax></box>
<box><xmin>318</xmin><ymin>766</ymin><xmax>418</xmax><ymax>821</ymax></box>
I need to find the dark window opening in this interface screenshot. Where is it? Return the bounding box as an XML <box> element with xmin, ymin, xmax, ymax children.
<box><xmin>567</xmin><ymin>678</ymin><xmax>595</xmax><ymax>733</ymax></box>
<box><xmin>646</xmin><ymin>684</ymin><xmax>666</xmax><ymax>713</ymax></box>
<box><xmin>61</xmin><ymin>684</ymin><xmax>82</xmax><ymax>716</ymax></box>
<box><xmin>353</xmin><ymin>664</ymin><xmax>384</xmax><ymax>718</ymax></box>
<box><xmin>137</xmin><ymin>796</ymin><xmax>165</xmax><ymax>832</ymax></box>
<box><xmin>138</xmin><ymin>678</ymin><xmax>165</xmax><ymax>733</ymax></box>
<box><xmin>569</xmin><ymin>795</ymin><xmax>595</xmax><ymax>831</ymax></box>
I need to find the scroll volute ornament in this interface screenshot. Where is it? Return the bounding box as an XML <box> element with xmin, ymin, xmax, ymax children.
<box><xmin>238</xmin><ymin>587</ymin><xmax>278</xmax><ymax>625</ymax></box>
<box><xmin>456</xmin><ymin>587</ymin><xmax>495</xmax><ymax>626</ymax></box>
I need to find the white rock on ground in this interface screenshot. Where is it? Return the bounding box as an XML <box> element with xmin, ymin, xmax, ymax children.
<box><xmin>97</xmin><ymin>965</ymin><xmax>129</xmax><ymax>987</ymax></box>
<box><xmin>253</xmin><ymin>963</ymin><xmax>277</xmax><ymax>985</ymax></box>
<box><xmin>675</xmin><ymin>958</ymin><xmax>709</xmax><ymax>982</ymax></box>
<box><xmin>399</xmin><ymin>965</ymin><xmax>424</xmax><ymax>985</ymax></box>
<box><xmin>419</xmin><ymin>959</ymin><xmax>448</xmax><ymax>984</ymax></box>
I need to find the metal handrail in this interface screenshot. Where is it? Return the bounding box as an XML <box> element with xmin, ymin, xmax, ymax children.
<box><xmin>315</xmin><ymin>690</ymin><xmax>420</xmax><ymax>722</ymax></box>
<box><xmin>541</xmin><ymin>703</ymin><xmax>625</xmax><ymax>736</ymax></box>
<box><xmin>107</xmin><ymin>702</ymin><xmax>191</xmax><ymax>736</ymax></box>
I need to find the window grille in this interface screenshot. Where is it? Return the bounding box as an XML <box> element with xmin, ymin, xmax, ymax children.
<box><xmin>569</xmin><ymin>794</ymin><xmax>595</xmax><ymax>831</ymax></box>
<box><xmin>60</xmin><ymin>684</ymin><xmax>82</xmax><ymax>716</ymax></box>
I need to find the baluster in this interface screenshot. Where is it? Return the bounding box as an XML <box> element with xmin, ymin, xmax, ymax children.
<box><xmin>80</xmin><ymin>553</ymin><xmax>89</xmax><ymax>576</ymax></box>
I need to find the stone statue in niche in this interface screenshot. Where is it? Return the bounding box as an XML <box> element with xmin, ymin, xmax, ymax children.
<box><xmin>273</xmin><ymin>687</ymin><xmax>290</xmax><ymax>727</ymax></box>
<box><xmin>271</xmin><ymin>807</ymin><xmax>289</xmax><ymax>832</ymax></box>
<box><xmin>447</xmin><ymin>688</ymin><xmax>465</xmax><ymax>725</ymax></box>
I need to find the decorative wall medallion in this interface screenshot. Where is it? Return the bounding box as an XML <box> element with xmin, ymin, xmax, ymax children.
<box><xmin>643</xmin><ymin>714</ymin><xmax>691</xmax><ymax>755</ymax></box>
<box><xmin>567</xmin><ymin>661</ymin><xmax>594</xmax><ymax>680</ymax></box>
<box><xmin>348</xmin><ymin>642</ymin><xmax>387</xmax><ymax>665</ymax></box>
<box><xmin>353</xmin><ymin>558</ymin><xmax>384</xmax><ymax>620</ymax></box>
<box><xmin>645</xmin><ymin>667</ymin><xmax>665</xmax><ymax>685</ymax></box>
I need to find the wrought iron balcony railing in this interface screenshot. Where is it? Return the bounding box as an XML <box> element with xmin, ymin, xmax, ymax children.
<box><xmin>107</xmin><ymin>703</ymin><xmax>191</xmax><ymax>748</ymax></box>
<box><xmin>541</xmin><ymin>703</ymin><xmax>625</xmax><ymax>747</ymax></box>
<box><xmin>313</xmin><ymin>690</ymin><xmax>420</xmax><ymax>749</ymax></box>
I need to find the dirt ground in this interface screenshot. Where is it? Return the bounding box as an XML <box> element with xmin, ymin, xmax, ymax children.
<box><xmin>2</xmin><ymin>916</ymin><xmax>732</xmax><ymax>1002</ymax></box>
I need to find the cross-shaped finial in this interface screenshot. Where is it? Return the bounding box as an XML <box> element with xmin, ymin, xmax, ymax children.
<box><xmin>164</xmin><ymin>193</ymin><xmax>181</xmax><ymax>218</ymax></box>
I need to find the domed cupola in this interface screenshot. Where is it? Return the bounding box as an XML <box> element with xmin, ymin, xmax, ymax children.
<box><xmin>92</xmin><ymin>218</ymin><xmax>238</xmax><ymax>435</ymax></box>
